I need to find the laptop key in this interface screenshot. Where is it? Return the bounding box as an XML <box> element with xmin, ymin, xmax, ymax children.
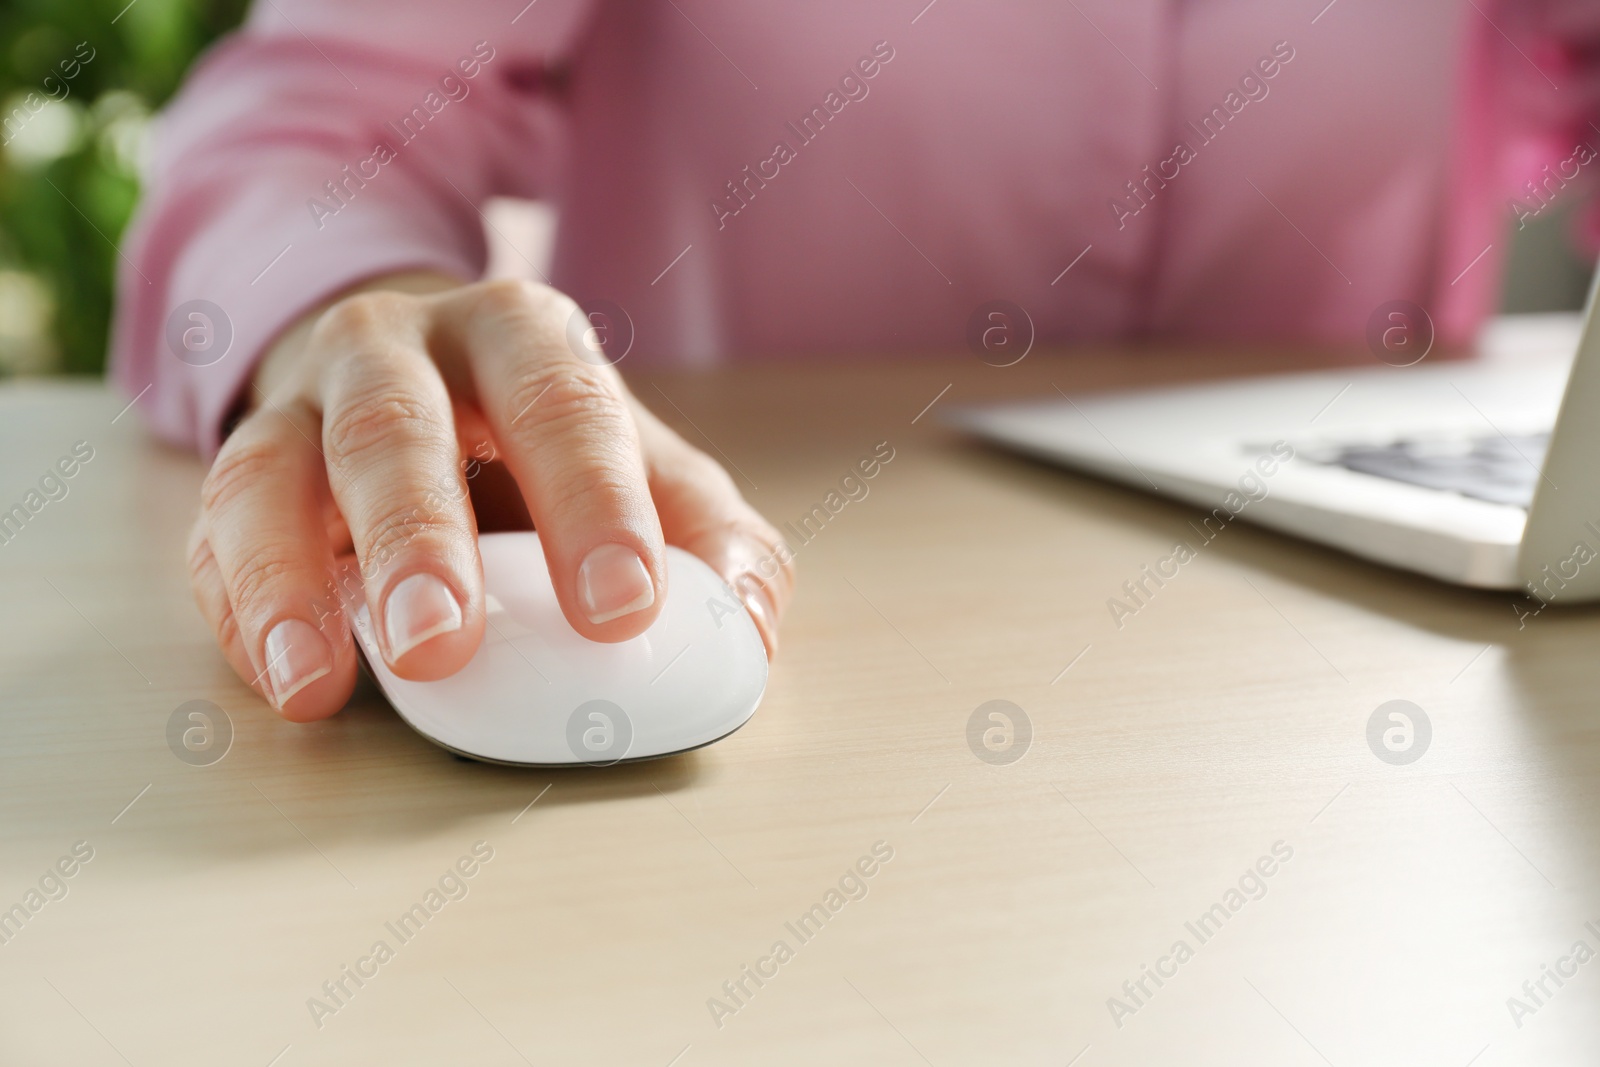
<box><xmin>1316</xmin><ymin>433</ymin><xmax>1549</xmax><ymax>508</ymax></box>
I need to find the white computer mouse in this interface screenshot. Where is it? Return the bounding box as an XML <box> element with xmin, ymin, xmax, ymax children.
<box><xmin>339</xmin><ymin>532</ymin><xmax>768</xmax><ymax>766</ymax></box>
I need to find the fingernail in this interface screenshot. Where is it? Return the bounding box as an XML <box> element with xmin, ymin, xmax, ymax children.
<box><xmin>384</xmin><ymin>572</ymin><xmax>464</xmax><ymax>659</ymax></box>
<box><xmin>264</xmin><ymin>619</ymin><xmax>334</xmax><ymax>708</ymax></box>
<box><xmin>577</xmin><ymin>543</ymin><xmax>655</xmax><ymax>624</ymax></box>
<box><xmin>735</xmin><ymin>575</ymin><xmax>778</xmax><ymax>655</ymax></box>
<box><xmin>741</xmin><ymin>579</ymin><xmax>776</xmax><ymax>630</ymax></box>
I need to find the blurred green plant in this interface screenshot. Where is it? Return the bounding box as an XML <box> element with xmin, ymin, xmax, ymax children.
<box><xmin>0</xmin><ymin>0</ymin><xmax>248</xmax><ymax>376</ymax></box>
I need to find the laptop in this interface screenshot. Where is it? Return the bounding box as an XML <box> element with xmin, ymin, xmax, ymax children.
<box><xmin>948</xmin><ymin>273</ymin><xmax>1600</xmax><ymax>606</ymax></box>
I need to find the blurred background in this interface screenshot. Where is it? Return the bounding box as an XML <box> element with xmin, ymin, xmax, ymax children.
<box><xmin>0</xmin><ymin>0</ymin><xmax>1591</xmax><ymax>381</ymax></box>
<box><xmin>0</xmin><ymin>0</ymin><xmax>248</xmax><ymax>378</ymax></box>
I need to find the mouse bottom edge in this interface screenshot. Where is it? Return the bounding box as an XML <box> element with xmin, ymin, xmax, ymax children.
<box><xmin>418</xmin><ymin>716</ymin><xmax>756</xmax><ymax>768</ymax></box>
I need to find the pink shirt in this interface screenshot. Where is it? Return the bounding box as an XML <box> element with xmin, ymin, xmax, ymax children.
<box><xmin>111</xmin><ymin>0</ymin><xmax>1600</xmax><ymax>455</ymax></box>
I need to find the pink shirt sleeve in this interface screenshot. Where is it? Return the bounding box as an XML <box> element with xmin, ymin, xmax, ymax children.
<box><xmin>109</xmin><ymin>0</ymin><xmax>595</xmax><ymax>456</ymax></box>
<box><xmin>111</xmin><ymin>1</ymin><xmax>1600</xmax><ymax>460</ymax></box>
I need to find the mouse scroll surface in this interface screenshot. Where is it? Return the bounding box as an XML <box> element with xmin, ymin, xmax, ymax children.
<box><xmin>340</xmin><ymin>532</ymin><xmax>768</xmax><ymax>765</ymax></box>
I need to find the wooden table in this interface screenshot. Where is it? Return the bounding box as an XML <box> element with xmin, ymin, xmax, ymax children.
<box><xmin>3</xmin><ymin>350</ymin><xmax>1598</xmax><ymax>1066</ymax></box>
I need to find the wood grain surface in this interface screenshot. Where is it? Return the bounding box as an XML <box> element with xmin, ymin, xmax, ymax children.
<box><xmin>2</xmin><ymin>348</ymin><xmax>1598</xmax><ymax>1065</ymax></box>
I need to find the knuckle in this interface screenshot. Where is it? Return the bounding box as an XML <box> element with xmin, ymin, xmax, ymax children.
<box><xmin>543</xmin><ymin>461</ymin><xmax>640</xmax><ymax>516</ymax></box>
<box><xmin>227</xmin><ymin>553</ymin><xmax>304</xmax><ymax>621</ymax></box>
<box><xmin>475</xmin><ymin>277</ymin><xmax>560</xmax><ymax>318</ymax></box>
<box><xmin>357</xmin><ymin>503</ymin><xmax>458</xmax><ymax>567</ymax></box>
<box><xmin>465</xmin><ymin>279</ymin><xmax>578</xmax><ymax>352</ymax></box>
<box><xmin>313</xmin><ymin>290</ymin><xmax>412</xmax><ymax>343</ymax></box>
<box><xmin>186</xmin><ymin>530</ymin><xmax>216</xmax><ymax>587</ymax></box>
<box><xmin>185</xmin><ymin>521</ymin><xmax>210</xmax><ymax>573</ymax></box>
<box><xmin>505</xmin><ymin>365</ymin><xmax>630</xmax><ymax>443</ymax></box>
<box><xmin>200</xmin><ymin>438</ymin><xmax>281</xmax><ymax>517</ymax></box>
<box><xmin>186</xmin><ymin>535</ymin><xmax>249</xmax><ymax>648</ymax></box>
<box><xmin>214</xmin><ymin>602</ymin><xmax>244</xmax><ymax>654</ymax></box>
<box><xmin>324</xmin><ymin>382</ymin><xmax>447</xmax><ymax>464</ymax></box>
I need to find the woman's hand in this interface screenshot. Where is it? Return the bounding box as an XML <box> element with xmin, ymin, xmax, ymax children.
<box><xmin>187</xmin><ymin>272</ymin><xmax>792</xmax><ymax>721</ymax></box>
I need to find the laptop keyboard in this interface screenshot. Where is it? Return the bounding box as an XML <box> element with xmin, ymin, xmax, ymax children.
<box><xmin>1306</xmin><ymin>432</ymin><xmax>1550</xmax><ymax>508</ymax></box>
